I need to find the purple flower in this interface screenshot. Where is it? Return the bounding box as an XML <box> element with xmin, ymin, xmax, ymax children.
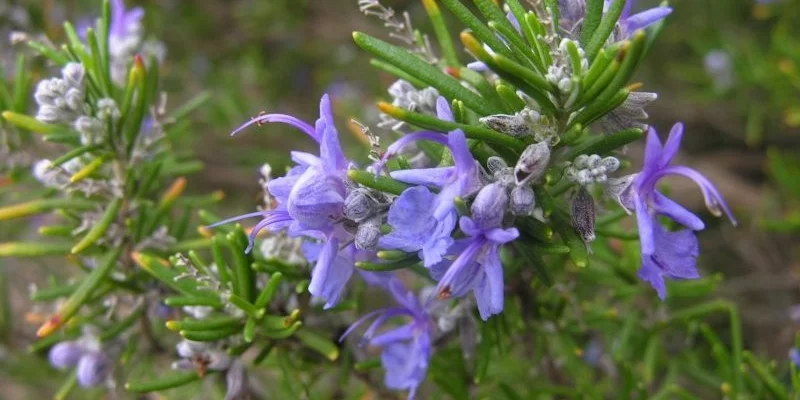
<box><xmin>606</xmin><ymin>0</ymin><xmax>672</xmax><ymax>38</ymax></box>
<box><xmin>211</xmin><ymin>94</ymin><xmax>362</xmax><ymax>308</ymax></box>
<box><xmin>380</xmin><ymin>186</ymin><xmax>457</xmax><ymax>266</ymax></box>
<box><xmin>110</xmin><ymin>0</ymin><xmax>144</xmax><ymax>40</ymax></box>
<box><xmin>382</xmin><ymin>97</ymin><xmax>482</xmax><ymax>219</ymax></box>
<box><xmin>433</xmin><ymin>182</ymin><xmax>519</xmax><ymax>320</ymax></box>
<box><xmin>378</xmin><ymin>97</ymin><xmax>482</xmax><ymax>267</ymax></box>
<box><xmin>624</xmin><ymin>123</ymin><xmax>736</xmax><ymax>298</ymax></box>
<box><xmin>341</xmin><ymin>278</ymin><xmax>436</xmax><ymax>399</ymax></box>
<box><xmin>790</xmin><ymin>348</ymin><xmax>800</xmax><ymax>368</ymax></box>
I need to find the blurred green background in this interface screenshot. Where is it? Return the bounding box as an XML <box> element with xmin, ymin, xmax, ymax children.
<box><xmin>1</xmin><ymin>0</ymin><xmax>799</xmax><ymax>397</ymax></box>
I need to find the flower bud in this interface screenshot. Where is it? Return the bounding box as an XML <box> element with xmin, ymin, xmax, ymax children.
<box><xmin>486</xmin><ymin>156</ymin><xmax>508</xmax><ymax>175</ymax></box>
<box><xmin>49</xmin><ymin>341</ymin><xmax>85</xmax><ymax>369</ymax></box>
<box><xmin>76</xmin><ymin>351</ymin><xmax>110</xmax><ymax>387</ymax></box>
<box><xmin>510</xmin><ymin>185</ymin><xmax>536</xmax><ymax>216</ymax></box>
<box><xmin>515</xmin><ymin>142</ymin><xmax>550</xmax><ymax>185</ymax></box>
<box><xmin>96</xmin><ymin>98</ymin><xmax>121</xmax><ymax>122</ymax></box>
<box><xmin>604</xmin><ymin>174</ymin><xmax>636</xmax><ymax>212</ymax></box>
<box><xmin>571</xmin><ymin>186</ymin><xmax>596</xmax><ymax>243</ymax></box>
<box><xmin>471</xmin><ymin>183</ymin><xmax>509</xmax><ymax>229</ymax></box>
<box><xmin>599</xmin><ymin>156</ymin><xmax>620</xmax><ymax>172</ymax></box>
<box><xmin>62</xmin><ymin>63</ymin><xmax>86</xmax><ymax>89</ymax></box>
<box><xmin>344</xmin><ymin>189</ymin><xmax>377</xmax><ymax>223</ymax></box>
<box><xmin>176</xmin><ymin>339</ymin><xmax>207</xmax><ymax>358</ymax></box>
<box><xmin>355</xmin><ymin>215</ymin><xmax>382</xmax><ymax>250</ymax></box>
<box><xmin>479</xmin><ymin>114</ymin><xmax>532</xmax><ymax>137</ymax></box>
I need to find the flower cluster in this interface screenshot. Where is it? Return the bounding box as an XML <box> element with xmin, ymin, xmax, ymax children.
<box><xmin>199</xmin><ymin>1</ymin><xmax>741</xmax><ymax>397</ymax></box>
<box><xmin>1</xmin><ymin>0</ymin><xmax>757</xmax><ymax>399</ymax></box>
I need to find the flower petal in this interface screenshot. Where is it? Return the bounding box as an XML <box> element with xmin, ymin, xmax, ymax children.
<box><xmin>637</xmin><ymin>256</ymin><xmax>667</xmax><ymax>300</ymax></box>
<box><xmin>308</xmin><ymin>238</ymin><xmax>354</xmax><ymax>309</ymax></box>
<box><xmin>626</xmin><ymin>7</ymin><xmax>672</xmax><ymax>32</ymax></box>
<box><xmin>662</xmin><ymin>166</ymin><xmax>737</xmax><ymax>225</ymax></box>
<box><xmin>474</xmin><ymin>247</ymin><xmax>504</xmax><ymax>320</ymax></box>
<box><xmin>370</xmin><ymin>324</ymin><xmax>415</xmax><ymax>347</ymax></box>
<box><xmin>659</xmin><ymin>122</ymin><xmax>683</xmax><ymax>168</ymax></box>
<box><xmin>634</xmin><ymin>195</ymin><xmax>656</xmax><ymax>255</ymax></box>
<box><xmin>390</xmin><ymin>167</ymin><xmax>455</xmax><ymax>187</ymax></box>
<box><xmin>436</xmin><ymin>96</ymin><xmax>453</xmax><ymax>121</ymax></box>
<box><xmin>317</xmin><ymin>94</ymin><xmax>348</xmax><ymax>171</ymax></box>
<box><xmin>641</xmin><ymin>127</ymin><xmax>664</xmax><ymax>178</ymax></box>
<box><xmin>652</xmin><ymin>191</ymin><xmax>705</xmax><ymax>231</ymax></box>
<box><xmin>435</xmin><ymin>239</ymin><xmax>484</xmax><ymax>298</ymax></box>
<box><xmin>484</xmin><ymin>227</ymin><xmax>520</xmax><ymax>244</ymax></box>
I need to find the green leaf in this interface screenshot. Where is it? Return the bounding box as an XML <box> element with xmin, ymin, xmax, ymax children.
<box><xmin>439</xmin><ymin>0</ymin><xmax>513</xmax><ymax>60</ymax></box>
<box><xmin>224</xmin><ymin>230</ymin><xmax>256</xmax><ymax>302</ymax></box>
<box><xmin>347</xmin><ymin>169</ymin><xmax>410</xmax><ymax>196</ymax></box>
<box><xmin>1</xmin><ymin>111</ymin><xmax>58</xmax><ymax>134</ymax></box>
<box><xmin>378</xmin><ymin>101</ymin><xmax>527</xmax><ymax>152</ymax></box>
<box><xmin>72</xmin><ymin>197</ymin><xmax>123</xmax><ymax>254</ymax></box>
<box><xmin>13</xmin><ymin>55</ymin><xmax>31</xmax><ymax>113</ymax></box>
<box><xmin>0</xmin><ymin>241</ymin><xmax>73</xmax><ymax>257</ymax></box>
<box><xmin>743</xmin><ymin>351</ymin><xmax>788</xmax><ymax>399</ymax></box>
<box><xmin>580</xmin><ymin>0</ymin><xmax>605</xmax><ymax>45</ymax></box>
<box><xmin>37</xmin><ymin>247</ymin><xmax>122</xmax><ymax>337</ymax></box>
<box><xmin>353</xmin><ymin>32</ymin><xmax>498</xmax><ymax>115</ymax></box>
<box><xmin>495</xmin><ymin>83</ymin><xmax>526</xmax><ymax>112</ymax></box>
<box><xmin>99</xmin><ymin>304</ymin><xmax>145</xmax><ymax>341</ymax></box>
<box><xmin>355</xmin><ymin>257</ymin><xmax>420</xmax><ymax>272</ymax></box>
<box><xmin>584</xmin><ymin>0</ymin><xmax>626</xmax><ymax>61</ymax></box>
<box><xmin>125</xmin><ymin>371</ymin><xmax>203</xmax><ymax>393</ymax></box>
<box><xmin>457</xmin><ymin>67</ymin><xmax>513</xmax><ymax>113</ymax></box>
<box><xmin>254</xmin><ymin>272</ymin><xmax>284</xmax><ymax>309</ymax></box>
<box><xmin>0</xmin><ymin>198</ymin><xmax>96</xmax><ymax>221</ymax></box>
<box><xmin>227</xmin><ymin>293</ymin><xmax>263</xmax><ymax>319</ymax></box>
<box><xmin>295</xmin><ymin>328</ymin><xmax>340</xmax><ymax>361</ymax></box>
<box><xmin>560</xmin><ymin>128</ymin><xmax>643</xmax><ymax>161</ymax></box>
<box><xmin>166</xmin><ymin>316</ymin><xmax>241</xmax><ymax>332</ymax></box>
<box><xmin>163</xmin><ymin>296</ymin><xmax>221</xmax><ymax>307</ymax></box>
<box><xmin>54</xmin><ymin>371</ymin><xmax>78</xmax><ymax>400</ymax></box>
<box><xmin>421</xmin><ymin>0</ymin><xmax>459</xmax><ymax>67</ymax></box>
<box><xmin>133</xmin><ymin>252</ymin><xmax>223</xmax><ymax>306</ymax></box>
<box><xmin>86</xmin><ymin>28</ymin><xmax>111</xmax><ymax>97</ymax></box>
<box><xmin>180</xmin><ymin>325</ymin><xmax>241</xmax><ymax>341</ymax></box>
<box><xmin>27</xmin><ymin>41</ymin><xmax>69</xmax><ymax>65</ymax></box>
<box><xmin>460</xmin><ymin>32</ymin><xmax>555</xmax><ymax>112</ymax></box>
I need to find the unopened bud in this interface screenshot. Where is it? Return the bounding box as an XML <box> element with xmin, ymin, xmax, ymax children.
<box><xmin>604</xmin><ymin>174</ymin><xmax>636</xmax><ymax>212</ymax></box>
<box><xmin>49</xmin><ymin>341</ymin><xmax>85</xmax><ymax>369</ymax></box>
<box><xmin>344</xmin><ymin>189</ymin><xmax>378</xmax><ymax>223</ymax></box>
<box><xmin>515</xmin><ymin>142</ymin><xmax>550</xmax><ymax>185</ymax></box>
<box><xmin>471</xmin><ymin>183</ymin><xmax>509</xmax><ymax>229</ymax></box>
<box><xmin>62</xmin><ymin>63</ymin><xmax>86</xmax><ymax>89</ymax></box>
<box><xmin>76</xmin><ymin>351</ymin><xmax>110</xmax><ymax>387</ymax></box>
<box><xmin>479</xmin><ymin>114</ymin><xmax>532</xmax><ymax>137</ymax></box>
<box><xmin>355</xmin><ymin>215</ymin><xmax>382</xmax><ymax>250</ymax></box>
<box><xmin>510</xmin><ymin>185</ymin><xmax>536</xmax><ymax>216</ymax></box>
<box><xmin>571</xmin><ymin>186</ymin><xmax>596</xmax><ymax>243</ymax></box>
<box><xmin>599</xmin><ymin>156</ymin><xmax>620</xmax><ymax>172</ymax></box>
<box><xmin>486</xmin><ymin>156</ymin><xmax>508</xmax><ymax>174</ymax></box>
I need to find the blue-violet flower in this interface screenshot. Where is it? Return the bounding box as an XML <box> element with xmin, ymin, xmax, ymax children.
<box><xmin>624</xmin><ymin>123</ymin><xmax>736</xmax><ymax>298</ymax></box>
